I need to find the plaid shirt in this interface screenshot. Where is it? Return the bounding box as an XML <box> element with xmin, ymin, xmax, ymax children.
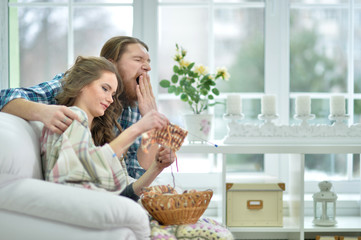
<box><xmin>0</xmin><ymin>74</ymin><xmax>145</xmax><ymax>179</ymax></box>
<box><xmin>41</xmin><ymin>106</ymin><xmax>135</xmax><ymax>193</ymax></box>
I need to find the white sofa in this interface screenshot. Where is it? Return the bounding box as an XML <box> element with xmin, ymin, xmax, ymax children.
<box><xmin>0</xmin><ymin>112</ymin><xmax>151</xmax><ymax>240</ymax></box>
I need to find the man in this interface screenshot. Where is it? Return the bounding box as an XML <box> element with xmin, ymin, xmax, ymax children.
<box><xmin>0</xmin><ymin>36</ymin><xmax>160</xmax><ymax>179</ymax></box>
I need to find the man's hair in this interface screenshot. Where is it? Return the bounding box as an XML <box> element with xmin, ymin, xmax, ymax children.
<box><xmin>100</xmin><ymin>36</ymin><xmax>149</xmax><ymax>62</ymax></box>
<box><xmin>56</xmin><ymin>56</ymin><xmax>123</xmax><ymax>146</ymax></box>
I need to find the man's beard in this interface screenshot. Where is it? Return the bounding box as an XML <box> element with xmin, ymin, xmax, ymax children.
<box><xmin>119</xmin><ymin>82</ymin><xmax>137</xmax><ymax>108</ymax></box>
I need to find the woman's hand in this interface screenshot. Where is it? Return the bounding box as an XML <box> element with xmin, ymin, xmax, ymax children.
<box><xmin>132</xmin><ymin>146</ymin><xmax>176</xmax><ymax>196</ymax></box>
<box><xmin>137</xmin><ymin>109</ymin><xmax>169</xmax><ymax>133</ymax></box>
<box><xmin>155</xmin><ymin>146</ymin><xmax>175</xmax><ymax>169</ymax></box>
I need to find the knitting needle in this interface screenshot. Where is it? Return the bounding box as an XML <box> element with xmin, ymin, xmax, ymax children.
<box><xmin>186</xmin><ymin>131</ymin><xmax>218</xmax><ymax>147</ymax></box>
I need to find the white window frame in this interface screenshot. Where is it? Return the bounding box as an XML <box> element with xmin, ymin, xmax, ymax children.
<box><xmin>0</xmin><ymin>1</ymin><xmax>9</xmax><ymax>90</ymax></box>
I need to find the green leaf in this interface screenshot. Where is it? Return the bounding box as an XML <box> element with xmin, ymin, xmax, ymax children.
<box><xmin>168</xmin><ymin>86</ymin><xmax>176</xmax><ymax>93</ymax></box>
<box><xmin>200</xmin><ymin>76</ymin><xmax>208</xmax><ymax>83</ymax></box>
<box><xmin>212</xmin><ymin>88</ymin><xmax>220</xmax><ymax>95</ymax></box>
<box><xmin>179</xmin><ymin>77</ymin><xmax>187</xmax><ymax>86</ymax></box>
<box><xmin>173</xmin><ymin>65</ymin><xmax>179</xmax><ymax>73</ymax></box>
<box><xmin>208</xmin><ymin>95</ymin><xmax>214</xmax><ymax>100</ymax></box>
<box><xmin>171</xmin><ymin>74</ymin><xmax>178</xmax><ymax>83</ymax></box>
<box><xmin>200</xmin><ymin>88</ymin><xmax>208</xmax><ymax>96</ymax></box>
<box><xmin>189</xmin><ymin>71</ymin><xmax>198</xmax><ymax>78</ymax></box>
<box><xmin>159</xmin><ymin>80</ymin><xmax>170</xmax><ymax>88</ymax></box>
<box><xmin>175</xmin><ymin>87</ymin><xmax>182</xmax><ymax>95</ymax></box>
<box><xmin>180</xmin><ymin>94</ymin><xmax>188</xmax><ymax>102</ymax></box>
<box><xmin>185</xmin><ymin>86</ymin><xmax>197</xmax><ymax>94</ymax></box>
<box><xmin>187</xmin><ymin>62</ymin><xmax>195</xmax><ymax>70</ymax></box>
<box><xmin>208</xmin><ymin>79</ymin><xmax>216</xmax><ymax>86</ymax></box>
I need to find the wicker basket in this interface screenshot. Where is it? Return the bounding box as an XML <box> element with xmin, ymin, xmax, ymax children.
<box><xmin>141</xmin><ymin>189</ymin><xmax>213</xmax><ymax>225</ymax></box>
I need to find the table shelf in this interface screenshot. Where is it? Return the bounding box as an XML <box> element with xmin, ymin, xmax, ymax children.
<box><xmin>179</xmin><ymin>141</ymin><xmax>361</xmax><ymax>240</ymax></box>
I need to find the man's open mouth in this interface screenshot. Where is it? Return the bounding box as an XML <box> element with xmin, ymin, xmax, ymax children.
<box><xmin>136</xmin><ymin>76</ymin><xmax>140</xmax><ymax>85</ymax></box>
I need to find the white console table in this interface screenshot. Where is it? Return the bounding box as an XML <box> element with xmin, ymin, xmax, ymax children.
<box><xmin>178</xmin><ymin>139</ymin><xmax>361</xmax><ymax>240</ymax></box>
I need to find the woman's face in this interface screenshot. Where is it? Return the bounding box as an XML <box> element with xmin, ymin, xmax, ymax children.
<box><xmin>74</xmin><ymin>71</ymin><xmax>118</xmax><ymax>121</ymax></box>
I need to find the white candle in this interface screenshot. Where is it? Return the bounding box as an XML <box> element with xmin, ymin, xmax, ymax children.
<box><xmin>227</xmin><ymin>94</ymin><xmax>242</xmax><ymax>115</ymax></box>
<box><xmin>261</xmin><ymin>95</ymin><xmax>276</xmax><ymax>115</ymax></box>
<box><xmin>330</xmin><ymin>95</ymin><xmax>345</xmax><ymax>116</ymax></box>
<box><xmin>296</xmin><ymin>95</ymin><xmax>311</xmax><ymax>116</ymax></box>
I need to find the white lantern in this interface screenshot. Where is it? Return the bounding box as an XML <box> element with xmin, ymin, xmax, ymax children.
<box><xmin>312</xmin><ymin>181</ymin><xmax>338</xmax><ymax>226</ymax></box>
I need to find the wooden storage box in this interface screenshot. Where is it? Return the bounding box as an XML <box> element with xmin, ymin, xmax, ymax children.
<box><xmin>226</xmin><ymin>182</ymin><xmax>285</xmax><ymax>227</ymax></box>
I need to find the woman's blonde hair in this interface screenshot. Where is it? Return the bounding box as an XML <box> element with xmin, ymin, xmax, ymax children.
<box><xmin>56</xmin><ymin>56</ymin><xmax>123</xmax><ymax>146</ymax></box>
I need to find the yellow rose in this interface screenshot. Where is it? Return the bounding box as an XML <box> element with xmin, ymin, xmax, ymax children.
<box><xmin>179</xmin><ymin>59</ymin><xmax>191</xmax><ymax>68</ymax></box>
<box><xmin>216</xmin><ymin>67</ymin><xmax>230</xmax><ymax>81</ymax></box>
<box><xmin>194</xmin><ymin>64</ymin><xmax>209</xmax><ymax>75</ymax></box>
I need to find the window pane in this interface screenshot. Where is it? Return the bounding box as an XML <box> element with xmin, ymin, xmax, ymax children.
<box><xmin>305</xmin><ymin>154</ymin><xmax>347</xmax><ymax>181</ymax></box>
<box><xmin>226</xmin><ymin>154</ymin><xmax>264</xmax><ymax>173</ymax></box>
<box><xmin>214</xmin><ymin>100</ymin><xmax>227</xmax><ymax>140</ymax></box>
<box><xmin>14</xmin><ymin>7</ymin><xmax>67</xmax><ymax>87</ymax></box>
<box><xmin>290</xmin><ymin>8</ymin><xmax>347</xmax><ymax>93</ymax></box>
<box><xmin>354</xmin><ymin>9</ymin><xmax>361</xmax><ymax>93</ymax></box>
<box><xmin>354</xmin><ymin>99</ymin><xmax>361</xmax><ymax>123</ymax></box>
<box><xmin>73</xmin><ymin>6</ymin><xmax>133</xmax><ymax>59</ymax></box>
<box><xmin>158</xmin><ymin>6</ymin><xmax>209</xmax><ymax>94</ymax></box>
<box><xmin>215</xmin><ymin>7</ymin><xmax>264</xmax><ymax>93</ymax></box>
<box><xmin>353</xmin><ymin>154</ymin><xmax>360</xmax><ymax>179</ymax></box>
<box><xmin>162</xmin><ymin>153</ymin><xmax>215</xmax><ymax>173</ymax></box>
<box><xmin>158</xmin><ymin>99</ymin><xmax>191</xmax><ymax>126</ymax></box>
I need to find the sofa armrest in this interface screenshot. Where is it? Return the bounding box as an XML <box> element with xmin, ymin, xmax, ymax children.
<box><xmin>0</xmin><ymin>178</ymin><xmax>150</xmax><ymax>237</ymax></box>
<box><xmin>0</xmin><ymin>112</ymin><xmax>43</xmax><ymax>183</ymax></box>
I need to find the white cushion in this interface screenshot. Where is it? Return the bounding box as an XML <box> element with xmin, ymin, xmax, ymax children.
<box><xmin>0</xmin><ymin>112</ymin><xmax>43</xmax><ymax>184</ymax></box>
<box><xmin>0</xmin><ymin>178</ymin><xmax>150</xmax><ymax>237</ymax></box>
<box><xmin>0</xmin><ymin>210</ymin><xmax>140</xmax><ymax>240</ymax></box>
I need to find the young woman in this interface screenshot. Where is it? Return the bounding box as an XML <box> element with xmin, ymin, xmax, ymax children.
<box><xmin>41</xmin><ymin>56</ymin><xmax>174</xmax><ymax>201</ymax></box>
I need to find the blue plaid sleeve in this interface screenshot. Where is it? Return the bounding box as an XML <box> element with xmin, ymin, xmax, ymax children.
<box><xmin>0</xmin><ymin>73</ymin><xmax>64</xmax><ymax>110</ymax></box>
<box><xmin>116</xmin><ymin>105</ymin><xmax>144</xmax><ymax>179</ymax></box>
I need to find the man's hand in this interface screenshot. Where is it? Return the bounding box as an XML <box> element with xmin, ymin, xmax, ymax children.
<box><xmin>41</xmin><ymin>105</ymin><xmax>81</xmax><ymax>134</ymax></box>
<box><xmin>136</xmin><ymin>72</ymin><xmax>158</xmax><ymax>116</ymax></box>
<box><xmin>2</xmin><ymin>99</ymin><xmax>80</xmax><ymax>135</ymax></box>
